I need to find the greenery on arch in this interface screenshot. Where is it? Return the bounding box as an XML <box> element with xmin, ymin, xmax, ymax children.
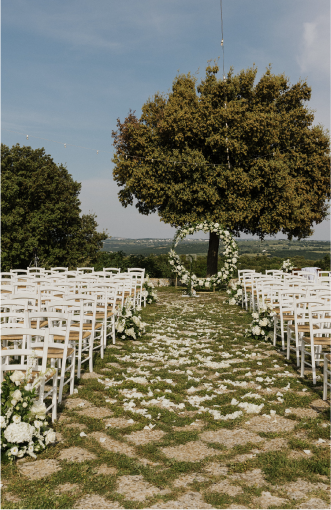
<box><xmin>169</xmin><ymin>221</ymin><xmax>239</xmax><ymax>291</ymax></box>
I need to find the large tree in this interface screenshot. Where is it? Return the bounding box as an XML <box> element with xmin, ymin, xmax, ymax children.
<box><xmin>1</xmin><ymin>143</ymin><xmax>107</xmax><ymax>271</ymax></box>
<box><xmin>112</xmin><ymin>64</ymin><xmax>330</xmax><ymax>275</ymax></box>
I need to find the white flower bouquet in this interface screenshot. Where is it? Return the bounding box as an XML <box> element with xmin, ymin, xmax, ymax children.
<box><xmin>226</xmin><ymin>281</ymin><xmax>243</xmax><ymax>305</ymax></box>
<box><xmin>1</xmin><ymin>364</ymin><xmax>56</xmax><ymax>461</ymax></box>
<box><xmin>115</xmin><ymin>298</ymin><xmax>147</xmax><ymax>341</ymax></box>
<box><xmin>245</xmin><ymin>305</ymin><xmax>275</xmax><ymax>342</ymax></box>
<box><xmin>280</xmin><ymin>259</ymin><xmax>294</xmax><ymax>273</ymax></box>
<box><xmin>142</xmin><ymin>275</ymin><xmax>158</xmax><ymax>304</ymax></box>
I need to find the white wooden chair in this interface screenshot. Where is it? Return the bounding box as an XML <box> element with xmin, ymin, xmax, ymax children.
<box><xmin>287</xmin><ymin>298</ymin><xmax>325</xmax><ymax>367</ymax></box>
<box><xmin>323</xmin><ymin>353</ymin><xmax>331</xmax><ymax>400</ymax></box>
<box><xmin>300</xmin><ymin>304</ymin><xmax>331</xmax><ymax>384</ymax></box>
<box><xmin>1</xmin><ymin>327</ymin><xmax>58</xmax><ymax>421</ymax></box>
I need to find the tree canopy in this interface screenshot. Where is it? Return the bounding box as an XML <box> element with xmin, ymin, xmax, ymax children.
<box><xmin>112</xmin><ymin>64</ymin><xmax>330</xmax><ymax>248</ymax></box>
<box><xmin>1</xmin><ymin>143</ymin><xmax>107</xmax><ymax>271</ymax></box>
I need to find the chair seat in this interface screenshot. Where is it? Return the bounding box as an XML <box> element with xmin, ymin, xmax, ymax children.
<box><xmin>71</xmin><ymin>323</ymin><xmax>102</xmax><ymax>330</ymax></box>
<box><xmin>53</xmin><ymin>330</ymin><xmax>91</xmax><ymax>341</ymax></box>
<box><xmin>34</xmin><ymin>347</ymin><xmax>75</xmax><ymax>359</ymax></box>
<box><xmin>1</xmin><ymin>334</ymin><xmax>24</xmax><ymax>341</ymax></box>
<box><xmin>86</xmin><ymin>311</ymin><xmax>114</xmax><ymax>318</ymax></box>
<box><xmin>303</xmin><ymin>337</ymin><xmax>331</xmax><ymax>345</ymax></box>
<box><xmin>288</xmin><ymin>324</ymin><xmax>318</xmax><ymax>332</ymax></box>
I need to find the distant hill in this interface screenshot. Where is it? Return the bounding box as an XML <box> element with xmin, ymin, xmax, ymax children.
<box><xmin>102</xmin><ymin>238</ymin><xmax>330</xmax><ymax>260</ymax></box>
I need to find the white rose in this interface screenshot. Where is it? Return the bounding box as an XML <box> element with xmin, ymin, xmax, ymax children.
<box><xmin>9</xmin><ymin>371</ymin><xmax>25</xmax><ymax>385</ymax></box>
<box><xmin>0</xmin><ymin>416</ymin><xmax>6</xmax><ymax>428</ymax></box>
<box><xmin>30</xmin><ymin>402</ymin><xmax>47</xmax><ymax>417</ymax></box>
<box><xmin>12</xmin><ymin>390</ymin><xmax>22</xmax><ymax>400</ymax></box>
<box><xmin>169</xmin><ymin>260</ymin><xmax>174</xmax><ymax>265</ymax></box>
<box><xmin>12</xmin><ymin>415</ymin><xmax>21</xmax><ymax>424</ymax></box>
<box><xmin>11</xmin><ymin>399</ymin><xmax>17</xmax><ymax>406</ymax></box>
<box><xmin>45</xmin><ymin>430</ymin><xmax>56</xmax><ymax>445</ymax></box>
<box><xmin>10</xmin><ymin>446</ymin><xmax>19</xmax><ymax>456</ymax></box>
<box><xmin>34</xmin><ymin>420</ymin><xmax>43</xmax><ymax>428</ymax></box>
<box><xmin>229</xmin><ymin>298</ymin><xmax>236</xmax><ymax>305</ymax></box>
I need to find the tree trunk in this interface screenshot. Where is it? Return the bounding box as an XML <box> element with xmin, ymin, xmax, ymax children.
<box><xmin>206</xmin><ymin>231</ymin><xmax>219</xmax><ymax>276</ymax></box>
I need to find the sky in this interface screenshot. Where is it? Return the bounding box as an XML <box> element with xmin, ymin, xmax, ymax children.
<box><xmin>2</xmin><ymin>0</ymin><xmax>330</xmax><ymax>241</ymax></box>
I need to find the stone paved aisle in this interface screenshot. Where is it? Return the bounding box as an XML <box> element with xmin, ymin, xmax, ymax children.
<box><xmin>1</xmin><ymin>289</ymin><xmax>330</xmax><ymax>509</ymax></box>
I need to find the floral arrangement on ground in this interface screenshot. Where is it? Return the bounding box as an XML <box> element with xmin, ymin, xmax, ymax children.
<box><xmin>142</xmin><ymin>275</ymin><xmax>158</xmax><ymax>304</ymax></box>
<box><xmin>115</xmin><ymin>298</ymin><xmax>147</xmax><ymax>340</ymax></box>
<box><xmin>245</xmin><ymin>304</ymin><xmax>276</xmax><ymax>342</ymax></box>
<box><xmin>169</xmin><ymin>221</ymin><xmax>239</xmax><ymax>292</ymax></box>
<box><xmin>226</xmin><ymin>281</ymin><xmax>243</xmax><ymax>305</ymax></box>
<box><xmin>1</xmin><ymin>360</ymin><xmax>56</xmax><ymax>461</ymax></box>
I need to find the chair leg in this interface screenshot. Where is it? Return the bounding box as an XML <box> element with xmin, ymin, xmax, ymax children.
<box><xmin>100</xmin><ymin>325</ymin><xmax>104</xmax><ymax>359</ymax></box>
<box><xmin>70</xmin><ymin>346</ymin><xmax>75</xmax><ymax>395</ymax></box>
<box><xmin>300</xmin><ymin>341</ymin><xmax>305</xmax><ymax>377</ymax></box>
<box><xmin>89</xmin><ymin>338</ymin><xmax>93</xmax><ymax>372</ymax></box>
<box><xmin>286</xmin><ymin>326</ymin><xmax>290</xmax><ymax>359</ymax></box>
<box><xmin>77</xmin><ymin>341</ymin><xmax>82</xmax><ymax>379</ymax></box>
<box><xmin>51</xmin><ymin>369</ymin><xmax>58</xmax><ymax>422</ymax></box>
<box><xmin>323</xmin><ymin>357</ymin><xmax>327</xmax><ymax>400</ymax></box>
<box><xmin>311</xmin><ymin>346</ymin><xmax>317</xmax><ymax>384</ymax></box>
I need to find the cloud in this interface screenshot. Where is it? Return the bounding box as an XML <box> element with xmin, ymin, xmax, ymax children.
<box><xmin>3</xmin><ymin>0</ymin><xmax>198</xmax><ymax>54</ymax></box>
<box><xmin>297</xmin><ymin>15</ymin><xmax>330</xmax><ymax>75</ymax></box>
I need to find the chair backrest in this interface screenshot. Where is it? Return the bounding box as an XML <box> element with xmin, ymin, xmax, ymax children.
<box><xmin>1</xmin><ymin>327</ymin><xmax>50</xmax><ymax>381</ymax></box>
<box><xmin>307</xmin><ymin>304</ymin><xmax>331</xmax><ymax>336</ymax></box>
<box><xmin>27</xmin><ymin>267</ymin><xmax>45</xmax><ymax>274</ymax></box>
<box><xmin>128</xmin><ymin>268</ymin><xmax>146</xmax><ymax>276</ymax></box>
<box><xmin>51</xmin><ymin>267</ymin><xmax>69</xmax><ymax>273</ymax></box>
<box><xmin>318</xmin><ymin>270</ymin><xmax>330</xmax><ymax>278</ymax></box>
<box><xmin>10</xmin><ymin>269</ymin><xmax>29</xmax><ymax>275</ymax></box>
<box><xmin>103</xmin><ymin>267</ymin><xmax>121</xmax><ymax>274</ymax></box>
<box><xmin>1</xmin><ymin>311</ymin><xmax>28</xmax><ymax>325</ymax></box>
<box><xmin>77</xmin><ymin>267</ymin><xmax>95</xmax><ymax>274</ymax></box>
<box><xmin>265</xmin><ymin>270</ymin><xmax>284</xmax><ymax>276</ymax></box>
<box><xmin>317</xmin><ymin>276</ymin><xmax>331</xmax><ymax>286</ymax></box>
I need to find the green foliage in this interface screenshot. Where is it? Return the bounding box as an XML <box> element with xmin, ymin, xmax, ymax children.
<box><xmin>237</xmin><ymin>254</ymin><xmax>321</xmax><ymax>275</ymax></box>
<box><xmin>1</xmin><ymin>144</ymin><xmax>107</xmax><ymax>270</ymax></box>
<box><xmin>95</xmin><ymin>251</ymin><xmax>326</xmax><ymax>279</ymax></box>
<box><xmin>315</xmin><ymin>254</ymin><xmax>330</xmax><ymax>270</ymax></box>
<box><xmin>94</xmin><ymin>251</ymin><xmax>175</xmax><ymax>277</ymax></box>
<box><xmin>112</xmin><ymin>64</ymin><xmax>330</xmax><ymax>240</ymax></box>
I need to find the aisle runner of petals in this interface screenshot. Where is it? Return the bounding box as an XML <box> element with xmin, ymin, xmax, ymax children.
<box><xmin>1</xmin><ymin>290</ymin><xmax>330</xmax><ymax>509</ymax></box>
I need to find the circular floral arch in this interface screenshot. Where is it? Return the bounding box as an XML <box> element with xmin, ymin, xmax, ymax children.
<box><xmin>169</xmin><ymin>221</ymin><xmax>239</xmax><ymax>290</ymax></box>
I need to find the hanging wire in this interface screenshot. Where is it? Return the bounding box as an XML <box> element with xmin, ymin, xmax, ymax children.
<box><xmin>220</xmin><ymin>0</ymin><xmax>225</xmax><ymax>80</ymax></box>
<box><xmin>220</xmin><ymin>0</ymin><xmax>230</xmax><ymax>168</ymax></box>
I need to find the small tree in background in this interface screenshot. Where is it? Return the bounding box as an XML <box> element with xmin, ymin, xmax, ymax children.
<box><xmin>112</xmin><ymin>63</ymin><xmax>330</xmax><ymax>276</ymax></box>
<box><xmin>1</xmin><ymin>144</ymin><xmax>107</xmax><ymax>271</ymax></box>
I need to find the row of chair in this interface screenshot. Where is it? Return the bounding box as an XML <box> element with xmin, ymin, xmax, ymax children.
<box><xmin>1</xmin><ymin>267</ymin><xmax>147</xmax><ymax>421</ymax></box>
<box><xmin>238</xmin><ymin>269</ymin><xmax>331</xmax><ymax>400</ymax></box>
